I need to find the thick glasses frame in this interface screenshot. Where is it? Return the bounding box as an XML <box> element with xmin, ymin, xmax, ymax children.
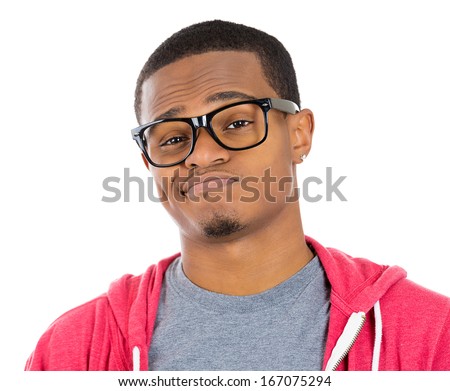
<box><xmin>130</xmin><ymin>97</ymin><xmax>300</xmax><ymax>168</ymax></box>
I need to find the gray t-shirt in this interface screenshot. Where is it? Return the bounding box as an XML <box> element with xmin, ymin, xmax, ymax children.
<box><xmin>148</xmin><ymin>255</ymin><xmax>330</xmax><ymax>370</ymax></box>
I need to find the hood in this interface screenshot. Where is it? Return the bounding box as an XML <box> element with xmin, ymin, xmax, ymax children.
<box><xmin>306</xmin><ymin>236</ymin><xmax>407</xmax><ymax>314</ymax></box>
<box><xmin>107</xmin><ymin>254</ymin><xmax>177</xmax><ymax>370</ymax></box>
<box><xmin>106</xmin><ymin>237</ymin><xmax>408</xmax><ymax>371</ymax></box>
<box><xmin>306</xmin><ymin>236</ymin><xmax>407</xmax><ymax>370</ymax></box>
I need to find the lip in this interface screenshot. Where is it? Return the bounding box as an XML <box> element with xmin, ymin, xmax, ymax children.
<box><xmin>181</xmin><ymin>174</ymin><xmax>239</xmax><ymax>198</ymax></box>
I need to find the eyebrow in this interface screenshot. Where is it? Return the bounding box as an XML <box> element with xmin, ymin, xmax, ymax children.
<box><xmin>153</xmin><ymin>91</ymin><xmax>258</xmax><ymax>121</ymax></box>
<box><xmin>154</xmin><ymin>106</ymin><xmax>185</xmax><ymax>121</ymax></box>
<box><xmin>205</xmin><ymin>91</ymin><xmax>257</xmax><ymax>104</ymax></box>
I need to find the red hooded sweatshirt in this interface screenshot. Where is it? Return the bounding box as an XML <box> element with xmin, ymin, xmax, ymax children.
<box><xmin>25</xmin><ymin>236</ymin><xmax>450</xmax><ymax>371</ymax></box>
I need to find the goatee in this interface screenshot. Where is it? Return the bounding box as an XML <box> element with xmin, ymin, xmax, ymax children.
<box><xmin>200</xmin><ymin>211</ymin><xmax>246</xmax><ymax>238</ymax></box>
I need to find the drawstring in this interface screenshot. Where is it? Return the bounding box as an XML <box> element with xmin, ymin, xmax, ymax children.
<box><xmin>372</xmin><ymin>300</ymin><xmax>382</xmax><ymax>371</ymax></box>
<box><xmin>133</xmin><ymin>346</ymin><xmax>140</xmax><ymax>371</ymax></box>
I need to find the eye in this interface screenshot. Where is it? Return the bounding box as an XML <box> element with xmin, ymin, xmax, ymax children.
<box><xmin>227</xmin><ymin>120</ymin><xmax>251</xmax><ymax>129</ymax></box>
<box><xmin>160</xmin><ymin>135</ymin><xmax>189</xmax><ymax>147</ymax></box>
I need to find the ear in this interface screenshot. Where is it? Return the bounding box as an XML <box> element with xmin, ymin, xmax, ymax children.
<box><xmin>141</xmin><ymin>153</ymin><xmax>151</xmax><ymax>170</ymax></box>
<box><xmin>288</xmin><ymin>108</ymin><xmax>315</xmax><ymax>164</ymax></box>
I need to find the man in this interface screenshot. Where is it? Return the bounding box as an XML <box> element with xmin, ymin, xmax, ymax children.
<box><xmin>26</xmin><ymin>20</ymin><xmax>450</xmax><ymax>371</ymax></box>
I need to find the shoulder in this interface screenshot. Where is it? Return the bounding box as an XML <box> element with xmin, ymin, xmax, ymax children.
<box><xmin>25</xmin><ymin>294</ymin><xmax>115</xmax><ymax>370</ymax></box>
<box><xmin>383</xmin><ymin>277</ymin><xmax>450</xmax><ymax>312</ymax></box>
<box><xmin>26</xmin><ymin>255</ymin><xmax>179</xmax><ymax>370</ymax></box>
<box><xmin>380</xmin><ymin>278</ymin><xmax>450</xmax><ymax>369</ymax></box>
<box><xmin>381</xmin><ymin>277</ymin><xmax>450</xmax><ymax>335</ymax></box>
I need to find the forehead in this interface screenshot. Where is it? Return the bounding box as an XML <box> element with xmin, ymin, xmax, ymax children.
<box><xmin>139</xmin><ymin>51</ymin><xmax>277</xmax><ymax>123</ymax></box>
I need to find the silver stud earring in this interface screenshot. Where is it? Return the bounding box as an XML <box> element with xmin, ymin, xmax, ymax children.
<box><xmin>300</xmin><ymin>154</ymin><xmax>307</xmax><ymax>161</ymax></box>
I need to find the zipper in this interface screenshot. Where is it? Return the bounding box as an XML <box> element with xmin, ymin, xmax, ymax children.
<box><xmin>325</xmin><ymin>312</ymin><xmax>366</xmax><ymax>371</ymax></box>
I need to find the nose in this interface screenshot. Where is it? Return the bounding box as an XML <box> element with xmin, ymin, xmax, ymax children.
<box><xmin>184</xmin><ymin>127</ymin><xmax>230</xmax><ymax>169</ymax></box>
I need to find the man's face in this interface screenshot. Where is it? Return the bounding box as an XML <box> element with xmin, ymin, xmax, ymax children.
<box><xmin>139</xmin><ymin>51</ymin><xmax>311</xmax><ymax>242</ymax></box>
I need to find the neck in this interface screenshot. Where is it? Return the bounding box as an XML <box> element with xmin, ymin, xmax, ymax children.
<box><xmin>180</xmin><ymin>204</ymin><xmax>313</xmax><ymax>295</ymax></box>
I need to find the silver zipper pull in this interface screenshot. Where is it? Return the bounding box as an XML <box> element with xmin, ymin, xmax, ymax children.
<box><xmin>325</xmin><ymin>312</ymin><xmax>366</xmax><ymax>371</ymax></box>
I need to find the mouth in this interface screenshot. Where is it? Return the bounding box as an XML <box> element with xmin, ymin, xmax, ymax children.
<box><xmin>181</xmin><ymin>174</ymin><xmax>240</xmax><ymax>198</ymax></box>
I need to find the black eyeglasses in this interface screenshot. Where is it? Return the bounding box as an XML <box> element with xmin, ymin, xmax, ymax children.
<box><xmin>131</xmin><ymin>98</ymin><xmax>300</xmax><ymax>168</ymax></box>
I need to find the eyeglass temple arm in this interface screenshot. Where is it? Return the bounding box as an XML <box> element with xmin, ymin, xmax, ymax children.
<box><xmin>270</xmin><ymin>98</ymin><xmax>300</xmax><ymax>114</ymax></box>
<box><xmin>131</xmin><ymin>122</ymin><xmax>150</xmax><ymax>140</ymax></box>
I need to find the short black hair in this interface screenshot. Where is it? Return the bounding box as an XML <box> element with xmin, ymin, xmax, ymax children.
<box><xmin>134</xmin><ymin>20</ymin><xmax>300</xmax><ymax>122</ymax></box>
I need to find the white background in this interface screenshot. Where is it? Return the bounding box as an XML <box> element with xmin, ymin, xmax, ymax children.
<box><xmin>1</xmin><ymin>0</ymin><xmax>449</xmax><ymax>380</ymax></box>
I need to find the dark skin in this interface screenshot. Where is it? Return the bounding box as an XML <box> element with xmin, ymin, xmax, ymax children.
<box><xmin>140</xmin><ymin>51</ymin><xmax>315</xmax><ymax>295</ymax></box>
